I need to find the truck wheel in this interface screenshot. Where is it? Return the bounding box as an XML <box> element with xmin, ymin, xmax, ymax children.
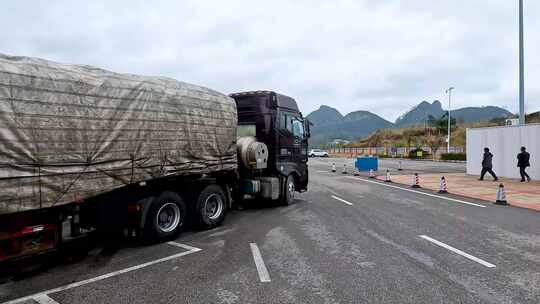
<box><xmin>280</xmin><ymin>175</ymin><xmax>295</xmax><ymax>206</ymax></box>
<box><xmin>194</xmin><ymin>184</ymin><xmax>227</xmax><ymax>229</ymax></box>
<box><xmin>143</xmin><ymin>191</ymin><xmax>187</xmax><ymax>242</ymax></box>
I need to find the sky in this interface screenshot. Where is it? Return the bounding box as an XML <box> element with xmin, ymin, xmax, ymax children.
<box><xmin>1</xmin><ymin>0</ymin><xmax>539</xmax><ymax>122</ymax></box>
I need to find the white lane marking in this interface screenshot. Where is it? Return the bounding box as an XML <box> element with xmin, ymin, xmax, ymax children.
<box><xmin>419</xmin><ymin>235</ymin><xmax>496</xmax><ymax>268</ymax></box>
<box><xmin>316</xmin><ymin>170</ymin><xmax>331</xmax><ymax>173</ymax></box>
<box><xmin>249</xmin><ymin>243</ymin><xmax>271</xmax><ymax>282</ymax></box>
<box><xmin>331</xmin><ymin>195</ymin><xmax>353</xmax><ymax>206</ymax></box>
<box><xmin>2</xmin><ymin>243</ymin><xmax>202</xmax><ymax>304</ymax></box>
<box><xmin>344</xmin><ymin>176</ymin><xmax>486</xmax><ymax>208</ymax></box>
<box><xmin>207</xmin><ymin>228</ymin><xmax>236</xmax><ymax>238</ymax></box>
<box><xmin>33</xmin><ymin>295</ymin><xmax>60</xmax><ymax>304</ymax></box>
<box><xmin>166</xmin><ymin>241</ymin><xmax>203</xmax><ymax>252</ymax></box>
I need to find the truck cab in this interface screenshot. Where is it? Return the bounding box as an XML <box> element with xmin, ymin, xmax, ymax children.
<box><xmin>230</xmin><ymin>91</ymin><xmax>309</xmax><ymax>203</ymax></box>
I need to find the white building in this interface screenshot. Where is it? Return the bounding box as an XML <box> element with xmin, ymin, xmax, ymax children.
<box><xmin>466</xmin><ymin>124</ymin><xmax>539</xmax><ymax>179</ymax></box>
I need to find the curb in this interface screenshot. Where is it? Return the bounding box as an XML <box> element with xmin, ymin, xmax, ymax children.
<box><xmin>386</xmin><ymin>179</ymin><xmax>539</xmax><ymax>213</ymax></box>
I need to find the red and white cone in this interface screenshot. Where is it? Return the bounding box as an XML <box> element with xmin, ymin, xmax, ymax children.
<box><xmin>411</xmin><ymin>173</ymin><xmax>421</xmax><ymax>188</ymax></box>
<box><xmin>331</xmin><ymin>163</ymin><xmax>336</xmax><ymax>173</ymax></box>
<box><xmin>369</xmin><ymin>169</ymin><xmax>375</xmax><ymax>178</ymax></box>
<box><xmin>385</xmin><ymin>169</ymin><xmax>391</xmax><ymax>182</ymax></box>
<box><xmin>438</xmin><ymin>176</ymin><xmax>448</xmax><ymax>193</ymax></box>
<box><xmin>494</xmin><ymin>183</ymin><xmax>509</xmax><ymax>205</ymax></box>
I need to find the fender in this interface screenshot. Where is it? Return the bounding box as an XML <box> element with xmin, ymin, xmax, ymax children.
<box><xmin>138</xmin><ymin>196</ymin><xmax>157</xmax><ymax>229</ymax></box>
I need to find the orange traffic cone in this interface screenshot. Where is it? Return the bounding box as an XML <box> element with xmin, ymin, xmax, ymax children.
<box><xmin>438</xmin><ymin>176</ymin><xmax>448</xmax><ymax>193</ymax></box>
<box><xmin>385</xmin><ymin>169</ymin><xmax>391</xmax><ymax>182</ymax></box>
<box><xmin>411</xmin><ymin>173</ymin><xmax>421</xmax><ymax>188</ymax></box>
<box><xmin>494</xmin><ymin>183</ymin><xmax>509</xmax><ymax>205</ymax></box>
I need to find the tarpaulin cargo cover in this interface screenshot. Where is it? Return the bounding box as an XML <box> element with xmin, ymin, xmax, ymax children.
<box><xmin>0</xmin><ymin>54</ymin><xmax>238</xmax><ymax>214</ymax></box>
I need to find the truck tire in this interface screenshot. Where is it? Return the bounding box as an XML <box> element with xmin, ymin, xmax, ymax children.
<box><xmin>280</xmin><ymin>175</ymin><xmax>295</xmax><ymax>206</ymax></box>
<box><xmin>142</xmin><ymin>191</ymin><xmax>187</xmax><ymax>243</ymax></box>
<box><xmin>194</xmin><ymin>184</ymin><xmax>227</xmax><ymax>229</ymax></box>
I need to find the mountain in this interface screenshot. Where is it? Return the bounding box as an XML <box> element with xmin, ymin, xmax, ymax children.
<box><xmin>394</xmin><ymin>101</ymin><xmax>512</xmax><ymax>127</ymax></box>
<box><xmin>305</xmin><ymin>105</ymin><xmax>343</xmax><ymax>126</ymax></box>
<box><xmin>306</xmin><ymin>106</ymin><xmax>392</xmax><ymax>146</ymax></box>
<box><xmin>306</xmin><ymin>101</ymin><xmax>513</xmax><ymax>147</ymax></box>
<box><xmin>395</xmin><ymin>100</ymin><xmax>444</xmax><ymax>127</ymax></box>
<box><xmin>452</xmin><ymin>106</ymin><xmax>512</xmax><ymax>123</ymax></box>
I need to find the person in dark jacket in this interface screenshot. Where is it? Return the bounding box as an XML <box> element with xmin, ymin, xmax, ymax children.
<box><xmin>479</xmin><ymin>147</ymin><xmax>498</xmax><ymax>181</ymax></box>
<box><xmin>517</xmin><ymin>146</ymin><xmax>531</xmax><ymax>182</ymax></box>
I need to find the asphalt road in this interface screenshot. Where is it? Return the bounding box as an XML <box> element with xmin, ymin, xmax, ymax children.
<box><xmin>1</xmin><ymin>158</ymin><xmax>539</xmax><ymax>304</ymax></box>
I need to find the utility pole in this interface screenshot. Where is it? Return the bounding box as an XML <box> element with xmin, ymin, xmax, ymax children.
<box><xmin>446</xmin><ymin>87</ymin><xmax>454</xmax><ymax>153</ymax></box>
<box><xmin>519</xmin><ymin>0</ymin><xmax>525</xmax><ymax>125</ymax></box>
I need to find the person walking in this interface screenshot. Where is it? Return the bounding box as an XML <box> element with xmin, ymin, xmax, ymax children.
<box><xmin>479</xmin><ymin>147</ymin><xmax>498</xmax><ymax>181</ymax></box>
<box><xmin>517</xmin><ymin>146</ymin><xmax>531</xmax><ymax>182</ymax></box>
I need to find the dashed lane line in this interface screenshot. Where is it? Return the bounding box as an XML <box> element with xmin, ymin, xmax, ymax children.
<box><xmin>33</xmin><ymin>295</ymin><xmax>60</xmax><ymax>304</ymax></box>
<box><xmin>249</xmin><ymin>243</ymin><xmax>271</xmax><ymax>283</ymax></box>
<box><xmin>420</xmin><ymin>235</ymin><xmax>496</xmax><ymax>268</ymax></box>
<box><xmin>331</xmin><ymin>195</ymin><xmax>353</xmax><ymax>206</ymax></box>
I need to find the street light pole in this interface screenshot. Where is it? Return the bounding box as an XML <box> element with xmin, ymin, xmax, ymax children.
<box><xmin>519</xmin><ymin>0</ymin><xmax>525</xmax><ymax>125</ymax></box>
<box><xmin>446</xmin><ymin>87</ymin><xmax>454</xmax><ymax>153</ymax></box>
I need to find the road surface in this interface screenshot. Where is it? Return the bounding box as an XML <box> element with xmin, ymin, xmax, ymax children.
<box><xmin>1</xmin><ymin>158</ymin><xmax>538</xmax><ymax>304</ymax></box>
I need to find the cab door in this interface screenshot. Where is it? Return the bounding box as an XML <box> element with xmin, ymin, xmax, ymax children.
<box><xmin>276</xmin><ymin>110</ymin><xmax>295</xmax><ymax>167</ymax></box>
<box><xmin>291</xmin><ymin>117</ymin><xmax>308</xmax><ymax>164</ymax></box>
<box><xmin>276</xmin><ymin>110</ymin><xmax>308</xmax><ymax>190</ymax></box>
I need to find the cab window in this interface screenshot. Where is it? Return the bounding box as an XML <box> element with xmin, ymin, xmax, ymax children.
<box><xmin>280</xmin><ymin>113</ymin><xmax>293</xmax><ymax>133</ymax></box>
<box><xmin>292</xmin><ymin>119</ymin><xmax>305</xmax><ymax>138</ymax></box>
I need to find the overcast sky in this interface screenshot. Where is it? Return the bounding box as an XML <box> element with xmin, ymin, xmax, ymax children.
<box><xmin>2</xmin><ymin>1</ymin><xmax>539</xmax><ymax>122</ymax></box>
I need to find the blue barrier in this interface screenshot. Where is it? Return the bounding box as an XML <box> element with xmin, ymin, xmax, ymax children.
<box><xmin>355</xmin><ymin>157</ymin><xmax>378</xmax><ymax>172</ymax></box>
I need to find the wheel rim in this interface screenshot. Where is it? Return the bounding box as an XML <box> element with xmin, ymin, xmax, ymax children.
<box><xmin>288</xmin><ymin>178</ymin><xmax>295</xmax><ymax>200</ymax></box>
<box><xmin>156</xmin><ymin>202</ymin><xmax>181</xmax><ymax>233</ymax></box>
<box><xmin>204</xmin><ymin>194</ymin><xmax>224</xmax><ymax>220</ymax></box>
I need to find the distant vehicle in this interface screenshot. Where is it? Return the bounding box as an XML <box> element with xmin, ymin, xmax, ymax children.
<box><xmin>505</xmin><ymin>118</ymin><xmax>519</xmax><ymax>126</ymax></box>
<box><xmin>309</xmin><ymin>149</ymin><xmax>329</xmax><ymax>157</ymax></box>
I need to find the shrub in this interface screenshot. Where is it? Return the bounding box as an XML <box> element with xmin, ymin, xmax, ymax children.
<box><xmin>408</xmin><ymin>149</ymin><xmax>430</xmax><ymax>159</ymax></box>
<box><xmin>441</xmin><ymin>153</ymin><xmax>467</xmax><ymax>161</ymax></box>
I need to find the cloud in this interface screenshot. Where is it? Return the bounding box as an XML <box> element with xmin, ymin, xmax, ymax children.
<box><xmin>1</xmin><ymin>0</ymin><xmax>539</xmax><ymax>121</ymax></box>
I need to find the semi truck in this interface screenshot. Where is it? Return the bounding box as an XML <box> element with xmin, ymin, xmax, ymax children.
<box><xmin>0</xmin><ymin>54</ymin><xmax>309</xmax><ymax>265</ymax></box>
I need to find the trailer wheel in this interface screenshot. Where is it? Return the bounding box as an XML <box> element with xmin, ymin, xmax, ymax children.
<box><xmin>195</xmin><ymin>184</ymin><xmax>227</xmax><ymax>229</ymax></box>
<box><xmin>143</xmin><ymin>191</ymin><xmax>187</xmax><ymax>242</ymax></box>
<box><xmin>280</xmin><ymin>175</ymin><xmax>296</xmax><ymax>206</ymax></box>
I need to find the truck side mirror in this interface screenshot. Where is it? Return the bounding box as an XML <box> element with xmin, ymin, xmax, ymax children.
<box><xmin>304</xmin><ymin>119</ymin><xmax>311</xmax><ymax>138</ymax></box>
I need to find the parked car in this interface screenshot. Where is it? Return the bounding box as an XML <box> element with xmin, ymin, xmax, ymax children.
<box><xmin>309</xmin><ymin>149</ymin><xmax>329</xmax><ymax>157</ymax></box>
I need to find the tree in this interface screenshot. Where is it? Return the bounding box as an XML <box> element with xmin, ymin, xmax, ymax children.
<box><xmin>436</xmin><ymin>113</ymin><xmax>456</xmax><ymax>135</ymax></box>
<box><xmin>427</xmin><ymin>115</ymin><xmax>438</xmax><ymax>128</ymax></box>
<box><xmin>425</xmin><ymin>135</ymin><xmax>445</xmax><ymax>159</ymax></box>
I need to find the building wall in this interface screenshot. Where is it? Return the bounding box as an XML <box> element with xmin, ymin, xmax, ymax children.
<box><xmin>466</xmin><ymin>124</ymin><xmax>540</xmax><ymax>179</ymax></box>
